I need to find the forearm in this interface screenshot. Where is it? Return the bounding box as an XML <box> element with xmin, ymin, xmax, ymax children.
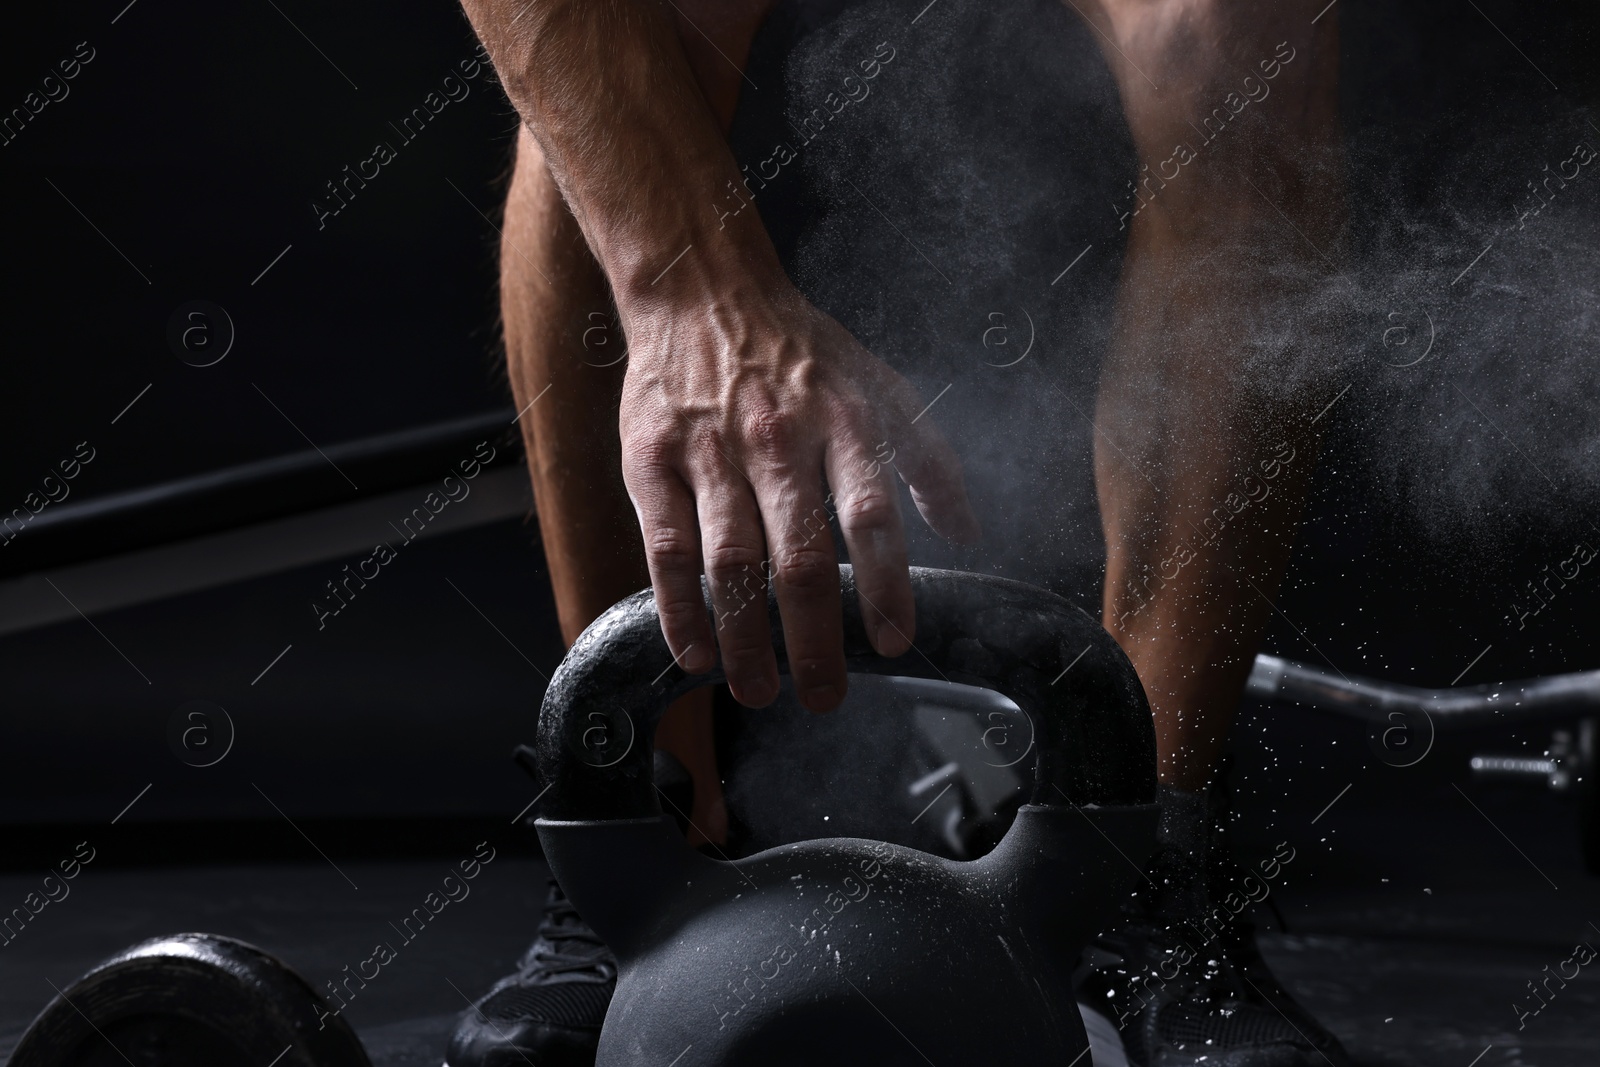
<box><xmin>460</xmin><ymin>0</ymin><xmax>784</xmax><ymax>306</ymax></box>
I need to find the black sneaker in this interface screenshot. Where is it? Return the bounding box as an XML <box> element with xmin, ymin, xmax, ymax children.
<box><xmin>447</xmin><ymin>751</ymin><xmax>696</xmax><ymax>1067</ymax></box>
<box><xmin>445</xmin><ymin>877</ymin><xmax>617</xmax><ymax>1067</ymax></box>
<box><xmin>1075</xmin><ymin>787</ymin><xmax>1351</xmax><ymax>1066</ymax></box>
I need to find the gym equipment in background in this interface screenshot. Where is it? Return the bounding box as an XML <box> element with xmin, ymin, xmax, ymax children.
<box><xmin>6</xmin><ymin>933</ymin><xmax>370</xmax><ymax>1067</ymax></box>
<box><xmin>1245</xmin><ymin>655</ymin><xmax>1600</xmax><ymax>872</ymax></box>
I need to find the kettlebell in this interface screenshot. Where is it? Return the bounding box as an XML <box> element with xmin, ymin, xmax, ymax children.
<box><xmin>534</xmin><ymin>566</ymin><xmax>1158</xmax><ymax>1066</ymax></box>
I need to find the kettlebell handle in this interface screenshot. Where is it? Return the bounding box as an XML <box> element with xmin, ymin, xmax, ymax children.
<box><xmin>534</xmin><ymin>566</ymin><xmax>1156</xmax><ymax>821</ymax></box>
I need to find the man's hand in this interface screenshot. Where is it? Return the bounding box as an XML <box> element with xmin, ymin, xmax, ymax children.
<box><xmin>459</xmin><ymin>0</ymin><xmax>976</xmax><ymax>712</ymax></box>
<box><xmin>620</xmin><ymin>280</ymin><xmax>978</xmax><ymax>711</ymax></box>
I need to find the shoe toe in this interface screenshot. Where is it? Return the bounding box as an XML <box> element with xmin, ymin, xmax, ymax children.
<box><xmin>1154</xmin><ymin>1001</ymin><xmax>1350</xmax><ymax>1067</ymax></box>
<box><xmin>445</xmin><ymin>979</ymin><xmax>611</xmax><ymax>1067</ymax></box>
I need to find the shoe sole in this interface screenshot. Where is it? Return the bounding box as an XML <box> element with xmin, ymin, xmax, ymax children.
<box><xmin>1078</xmin><ymin>1003</ymin><xmax>1130</xmax><ymax>1067</ymax></box>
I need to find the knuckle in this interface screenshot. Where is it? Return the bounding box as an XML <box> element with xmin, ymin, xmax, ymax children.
<box><xmin>624</xmin><ymin>435</ymin><xmax>677</xmax><ymax>475</ymax></box>
<box><xmin>685</xmin><ymin>422</ymin><xmax>726</xmax><ymax>456</ymax></box>
<box><xmin>644</xmin><ymin>530</ymin><xmax>698</xmax><ymax>570</ymax></box>
<box><xmin>829</xmin><ymin>395</ymin><xmax>876</xmax><ymax>434</ymax></box>
<box><xmin>656</xmin><ymin>597</ymin><xmax>708</xmax><ymax>633</ymax></box>
<box><xmin>772</xmin><ymin>544</ymin><xmax>836</xmax><ymax>593</ymax></box>
<box><xmin>703</xmin><ymin>542</ymin><xmax>767</xmax><ymax>578</ymax></box>
<box><xmin>744</xmin><ymin>406</ymin><xmax>797</xmax><ymax>454</ymax></box>
<box><xmin>837</xmin><ymin>486</ymin><xmax>898</xmax><ymax>532</ymax></box>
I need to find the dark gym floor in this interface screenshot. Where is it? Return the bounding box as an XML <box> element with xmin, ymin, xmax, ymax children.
<box><xmin>3</xmin><ymin>696</ymin><xmax>1596</xmax><ymax>1067</ymax></box>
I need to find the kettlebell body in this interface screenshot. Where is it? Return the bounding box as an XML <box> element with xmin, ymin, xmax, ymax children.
<box><xmin>534</xmin><ymin>567</ymin><xmax>1158</xmax><ymax>1066</ymax></box>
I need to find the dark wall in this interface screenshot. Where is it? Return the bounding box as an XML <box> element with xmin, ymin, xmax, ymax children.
<box><xmin>1</xmin><ymin>1</ymin><xmax>547</xmax><ymax>828</ymax></box>
<box><xmin>1</xmin><ymin>1</ymin><xmax>513</xmax><ymax>498</ymax></box>
<box><xmin>1283</xmin><ymin>0</ymin><xmax>1600</xmax><ymax>686</ymax></box>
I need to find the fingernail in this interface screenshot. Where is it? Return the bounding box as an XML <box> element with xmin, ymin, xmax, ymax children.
<box><xmin>736</xmin><ymin>678</ymin><xmax>779</xmax><ymax>709</ymax></box>
<box><xmin>871</xmin><ymin>618</ymin><xmax>908</xmax><ymax>657</ymax></box>
<box><xmin>684</xmin><ymin>645</ymin><xmax>713</xmax><ymax>672</ymax></box>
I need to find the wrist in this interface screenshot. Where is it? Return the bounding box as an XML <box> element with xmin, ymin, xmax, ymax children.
<box><xmin>609</xmin><ymin>220</ymin><xmax>792</xmax><ymax>326</ymax></box>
